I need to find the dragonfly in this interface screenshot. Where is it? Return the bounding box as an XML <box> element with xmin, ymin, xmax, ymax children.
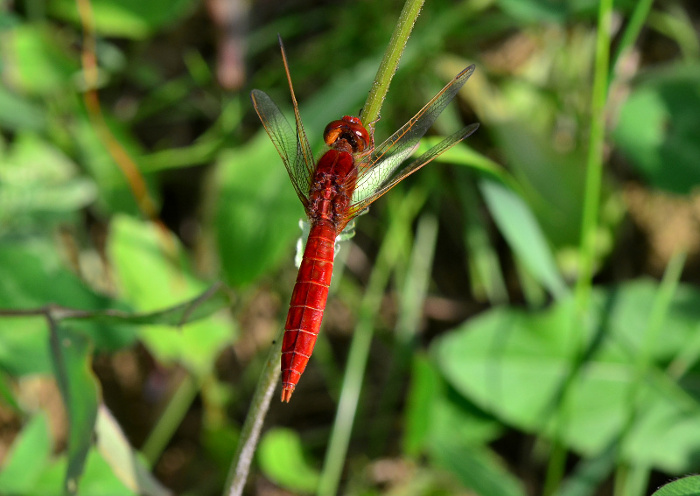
<box><xmin>251</xmin><ymin>36</ymin><xmax>478</xmax><ymax>402</ymax></box>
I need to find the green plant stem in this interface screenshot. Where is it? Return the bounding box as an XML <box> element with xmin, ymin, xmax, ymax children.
<box><xmin>609</xmin><ymin>0</ymin><xmax>654</xmax><ymax>78</ymax></box>
<box><xmin>574</xmin><ymin>0</ymin><xmax>613</xmax><ymax>309</ymax></box>
<box><xmin>316</xmin><ymin>192</ymin><xmax>423</xmax><ymax>496</ymax></box>
<box><xmin>359</xmin><ymin>0</ymin><xmax>426</xmax><ymax>128</ymax></box>
<box><xmin>370</xmin><ymin>211</ymin><xmax>437</xmax><ymax>452</ymax></box>
<box><xmin>142</xmin><ymin>373</ymin><xmax>200</xmax><ymax>466</ymax></box>
<box><xmin>544</xmin><ymin>1</ymin><xmax>614</xmax><ymax>495</ymax></box>
<box><xmin>223</xmin><ymin>328</ymin><xmax>283</xmax><ymax>496</ymax></box>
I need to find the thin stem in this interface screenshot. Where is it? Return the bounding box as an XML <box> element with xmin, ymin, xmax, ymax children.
<box><xmin>223</xmin><ymin>328</ymin><xmax>284</xmax><ymax>496</ymax></box>
<box><xmin>359</xmin><ymin>0</ymin><xmax>426</xmax><ymax>129</ymax></box>
<box><xmin>316</xmin><ymin>193</ymin><xmax>422</xmax><ymax>496</ymax></box>
<box><xmin>141</xmin><ymin>374</ymin><xmax>200</xmax><ymax>467</ymax></box>
<box><xmin>574</xmin><ymin>0</ymin><xmax>613</xmax><ymax>315</ymax></box>
<box><xmin>545</xmin><ymin>1</ymin><xmax>614</xmax><ymax>494</ymax></box>
<box><xmin>609</xmin><ymin>0</ymin><xmax>654</xmax><ymax>78</ymax></box>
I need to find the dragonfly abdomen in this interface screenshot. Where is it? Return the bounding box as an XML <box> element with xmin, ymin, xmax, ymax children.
<box><xmin>281</xmin><ymin>220</ymin><xmax>337</xmax><ymax>402</ymax></box>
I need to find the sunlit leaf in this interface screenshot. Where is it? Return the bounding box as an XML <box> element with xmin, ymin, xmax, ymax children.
<box><xmin>613</xmin><ymin>65</ymin><xmax>700</xmax><ymax>194</ymax></box>
<box><xmin>652</xmin><ymin>475</ymin><xmax>700</xmax><ymax>496</ymax></box>
<box><xmin>108</xmin><ymin>216</ymin><xmax>234</xmax><ymax>375</ymax></box>
<box><xmin>434</xmin><ymin>280</ymin><xmax>700</xmax><ymax>473</ymax></box>
<box><xmin>1</xmin><ymin>24</ymin><xmax>79</xmax><ymax>95</ymax></box>
<box><xmin>95</xmin><ymin>406</ymin><xmax>172</xmax><ymax>496</ymax></box>
<box><xmin>49</xmin><ymin>0</ymin><xmax>199</xmax><ymax>39</ymax></box>
<box><xmin>0</xmin><ymin>413</ymin><xmax>52</xmax><ymax>494</ymax></box>
<box><xmin>480</xmin><ymin>178</ymin><xmax>569</xmax><ymax>299</ymax></box>
<box><xmin>258</xmin><ymin>428</ymin><xmax>320</xmax><ymax>494</ymax></box>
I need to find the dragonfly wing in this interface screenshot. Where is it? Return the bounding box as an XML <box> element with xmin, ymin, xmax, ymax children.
<box><xmin>251</xmin><ymin>89</ymin><xmax>314</xmax><ymax>209</ymax></box>
<box><xmin>349</xmin><ymin>123</ymin><xmax>479</xmax><ymax>216</ymax></box>
<box><xmin>350</xmin><ymin>64</ymin><xmax>477</xmax><ymax>213</ymax></box>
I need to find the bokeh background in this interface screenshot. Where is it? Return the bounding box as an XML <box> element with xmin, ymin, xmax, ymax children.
<box><xmin>1</xmin><ymin>0</ymin><xmax>700</xmax><ymax>495</ymax></box>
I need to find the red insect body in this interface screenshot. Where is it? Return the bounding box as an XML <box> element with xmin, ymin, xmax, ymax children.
<box><xmin>281</xmin><ymin>147</ymin><xmax>359</xmax><ymax>401</ymax></box>
<box><xmin>251</xmin><ymin>36</ymin><xmax>478</xmax><ymax>402</ymax></box>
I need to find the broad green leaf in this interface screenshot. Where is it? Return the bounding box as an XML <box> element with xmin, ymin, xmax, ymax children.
<box><xmin>613</xmin><ymin>65</ymin><xmax>700</xmax><ymax>194</ymax></box>
<box><xmin>0</xmin><ymin>239</ymin><xmax>136</xmax><ymax>375</ymax></box>
<box><xmin>32</xmin><ymin>448</ymin><xmax>147</xmax><ymax>496</ymax></box>
<box><xmin>49</xmin><ymin>325</ymin><xmax>100</xmax><ymax>495</ymax></box>
<box><xmin>480</xmin><ymin>179</ymin><xmax>569</xmax><ymax>299</ymax></box>
<box><xmin>429</xmin><ymin>437</ymin><xmax>526</xmax><ymax>496</ymax></box>
<box><xmin>434</xmin><ymin>280</ymin><xmax>700</xmax><ymax>473</ymax></box>
<box><xmin>0</xmin><ymin>133</ymin><xmax>96</xmax><ymax>234</ymax></box>
<box><xmin>0</xmin><ymin>24</ymin><xmax>79</xmax><ymax>96</ymax></box>
<box><xmin>258</xmin><ymin>428</ymin><xmax>320</xmax><ymax>494</ymax></box>
<box><xmin>0</xmin><ymin>86</ymin><xmax>45</xmax><ymax>131</ymax></box>
<box><xmin>108</xmin><ymin>216</ymin><xmax>234</xmax><ymax>375</ymax></box>
<box><xmin>0</xmin><ymin>413</ymin><xmax>52</xmax><ymax>494</ymax></box>
<box><xmin>49</xmin><ymin>0</ymin><xmax>198</xmax><ymax>39</ymax></box>
<box><xmin>404</xmin><ymin>354</ymin><xmax>501</xmax><ymax>457</ymax></box>
<box><xmin>77</xmin><ymin>450</ymin><xmax>139</xmax><ymax>496</ymax></box>
<box><xmin>213</xmin><ymin>136</ymin><xmax>303</xmax><ymax>287</ymax></box>
<box><xmin>652</xmin><ymin>476</ymin><xmax>700</xmax><ymax>496</ymax></box>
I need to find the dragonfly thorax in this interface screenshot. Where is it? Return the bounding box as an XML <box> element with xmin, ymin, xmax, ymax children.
<box><xmin>308</xmin><ymin>149</ymin><xmax>358</xmax><ymax>226</ymax></box>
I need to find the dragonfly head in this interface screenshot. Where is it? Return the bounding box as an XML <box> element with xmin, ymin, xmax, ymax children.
<box><xmin>323</xmin><ymin>116</ymin><xmax>370</xmax><ymax>154</ymax></box>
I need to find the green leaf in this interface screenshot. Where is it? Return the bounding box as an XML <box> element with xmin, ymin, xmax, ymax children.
<box><xmin>0</xmin><ymin>86</ymin><xmax>46</xmax><ymax>131</ymax></box>
<box><xmin>404</xmin><ymin>354</ymin><xmax>502</xmax><ymax>457</ymax></box>
<box><xmin>108</xmin><ymin>215</ymin><xmax>234</xmax><ymax>375</ymax></box>
<box><xmin>49</xmin><ymin>325</ymin><xmax>100</xmax><ymax>495</ymax></box>
<box><xmin>213</xmin><ymin>136</ymin><xmax>304</xmax><ymax>287</ymax></box>
<box><xmin>652</xmin><ymin>476</ymin><xmax>700</xmax><ymax>496</ymax></box>
<box><xmin>496</xmin><ymin>0</ymin><xmax>568</xmax><ymax>23</ymax></box>
<box><xmin>0</xmin><ymin>239</ymin><xmax>137</xmax><ymax>375</ymax></box>
<box><xmin>77</xmin><ymin>450</ymin><xmax>139</xmax><ymax>496</ymax></box>
<box><xmin>479</xmin><ymin>179</ymin><xmax>569</xmax><ymax>299</ymax></box>
<box><xmin>49</xmin><ymin>0</ymin><xmax>199</xmax><ymax>39</ymax></box>
<box><xmin>433</xmin><ymin>280</ymin><xmax>700</xmax><ymax>473</ymax></box>
<box><xmin>258</xmin><ymin>428</ymin><xmax>320</xmax><ymax>494</ymax></box>
<box><xmin>0</xmin><ymin>413</ymin><xmax>52</xmax><ymax>494</ymax></box>
<box><xmin>95</xmin><ymin>406</ymin><xmax>172</xmax><ymax>496</ymax></box>
<box><xmin>613</xmin><ymin>64</ymin><xmax>700</xmax><ymax>194</ymax></box>
<box><xmin>1</xmin><ymin>24</ymin><xmax>79</xmax><ymax>96</ymax></box>
<box><xmin>428</xmin><ymin>438</ymin><xmax>526</xmax><ymax>496</ymax></box>
<box><xmin>0</xmin><ymin>133</ymin><xmax>97</xmax><ymax>234</ymax></box>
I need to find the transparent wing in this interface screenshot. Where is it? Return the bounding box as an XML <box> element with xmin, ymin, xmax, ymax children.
<box><xmin>250</xmin><ymin>35</ymin><xmax>316</xmax><ymax>210</ymax></box>
<box><xmin>251</xmin><ymin>89</ymin><xmax>313</xmax><ymax>208</ymax></box>
<box><xmin>350</xmin><ymin>64</ymin><xmax>477</xmax><ymax>214</ymax></box>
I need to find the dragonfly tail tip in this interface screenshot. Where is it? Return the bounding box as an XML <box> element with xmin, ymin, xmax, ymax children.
<box><xmin>281</xmin><ymin>387</ymin><xmax>294</xmax><ymax>403</ymax></box>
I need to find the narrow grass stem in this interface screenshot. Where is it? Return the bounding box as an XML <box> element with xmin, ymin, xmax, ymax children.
<box><xmin>574</xmin><ymin>0</ymin><xmax>613</xmax><ymax>308</ymax></box>
<box><xmin>141</xmin><ymin>373</ymin><xmax>200</xmax><ymax>467</ymax></box>
<box><xmin>223</xmin><ymin>329</ymin><xmax>284</xmax><ymax>496</ymax></box>
<box><xmin>545</xmin><ymin>1</ymin><xmax>614</xmax><ymax>494</ymax></box>
<box><xmin>359</xmin><ymin>0</ymin><xmax>426</xmax><ymax>128</ymax></box>
<box><xmin>317</xmin><ymin>192</ymin><xmax>424</xmax><ymax>496</ymax></box>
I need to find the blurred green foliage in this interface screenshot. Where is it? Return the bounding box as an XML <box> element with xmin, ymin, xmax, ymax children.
<box><xmin>1</xmin><ymin>0</ymin><xmax>700</xmax><ymax>495</ymax></box>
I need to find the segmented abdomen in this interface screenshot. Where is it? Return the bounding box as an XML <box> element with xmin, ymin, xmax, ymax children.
<box><xmin>281</xmin><ymin>220</ymin><xmax>336</xmax><ymax>402</ymax></box>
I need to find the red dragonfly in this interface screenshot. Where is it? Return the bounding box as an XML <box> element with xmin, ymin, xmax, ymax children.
<box><xmin>251</xmin><ymin>38</ymin><xmax>478</xmax><ymax>402</ymax></box>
